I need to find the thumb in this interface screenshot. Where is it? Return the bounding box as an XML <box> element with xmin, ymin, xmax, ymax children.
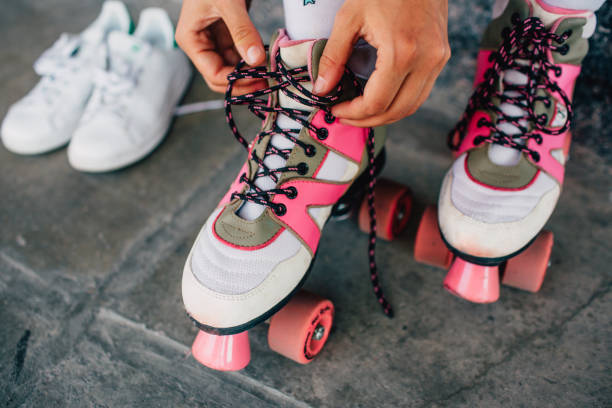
<box><xmin>313</xmin><ymin>11</ymin><xmax>358</xmax><ymax>95</ymax></box>
<box><xmin>220</xmin><ymin>0</ymin><xmax>265</xmax><ymax>66</ymax></box>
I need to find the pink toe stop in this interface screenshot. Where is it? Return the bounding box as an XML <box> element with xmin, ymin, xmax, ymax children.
<box><xmin>191</xmin><ymin>330</ymin><xmax>251</xmax><ymax>371</ymax></box>
<box><xmin>443</xmin><ymin>258</ymin><xmax>500</xmax><ymax>303</ymax></box>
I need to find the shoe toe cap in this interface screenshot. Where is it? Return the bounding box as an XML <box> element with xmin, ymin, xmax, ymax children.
<box><xmin>182</xmin><ymin>208</ymin><xmax>311</xmax><ymax>331</ymax></box>
<box><xmin>2</xmin><ymin>106</ymin><xmax>68</xmax><ymax>154</ymax></box>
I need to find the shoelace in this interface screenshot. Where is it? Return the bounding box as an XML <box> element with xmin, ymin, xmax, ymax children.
<box><xmin>30</xmin><ymin>34</ymin><xmax>84</xmax><ymax>106</ymax></box>
<box><xmin>224</xmin><ymin>46</ymin><xmax>393</xmax><ymax>317</ymax></box>
<box><xmin>82</xmin><ymin>51</ymin><xmax>143</xmax><ymax>122</ymax></box>
<box><xmin>448</xmin><ymin>14</ymin><xmax>574</xmax><ymax>162</ymax></box>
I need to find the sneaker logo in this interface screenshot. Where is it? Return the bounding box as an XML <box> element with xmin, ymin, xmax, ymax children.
<box><xmin>303</xmin><ymin>0</ymin><xmax>316</xmax><ymax>5</ymax></box>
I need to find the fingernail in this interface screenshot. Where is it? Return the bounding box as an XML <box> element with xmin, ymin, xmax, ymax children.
<box><xmin>246</xmin><ymin>46</ymin><xmax>263</xmax><ymax>66</ymax></box>
<box><xmin>313</xmin><ymin>76</ymin><xmax>327</xmax><ymax>94</ymax></box>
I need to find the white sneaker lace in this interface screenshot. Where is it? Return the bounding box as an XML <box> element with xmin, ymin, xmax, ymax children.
<box><xmin>28</xmin><ymin>33</ymin><xmax>100</xmax><ymax>107</ymax></box>
<box><xmin>81</xmin><ymin>48</ymin><xmax>146</xmax><ymax>123</ymax></box>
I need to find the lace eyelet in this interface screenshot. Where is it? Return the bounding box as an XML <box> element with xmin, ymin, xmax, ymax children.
<box><xmin>275</xmin><ymin>204</ymin><xmax>287</xmax><ymax>216</ymax></box>
<box><xmin>511</xmin><ymin>13</ymin><xmax>521</xmax><ymax>24</ymax></box>
<box><xmin>473</xmin><ymin>136</ymin><xmax>485</xmax><ymax>145</ymax></box>
<box><xmin>285</xmin><ymin>186</ymin><xmax>298</xmax><ymax>199</ymax></box>
<box><xmin>554</xmin><ymin>67</ymin><xmax>563</xmax><ymax>77</ymax></box>
<box><xmin>559</xmin><ymin>44</ymin><xmax>570</xmax><ymax>55</ymax></box>
<box><xmin>324</xmin><ymin>113</ymin><xmax>335</xmax><ymax>124</ymax></box>
<box><xmin>530</xmin><ymin>151</ymin><xmax>541</xmax><ymax>162</ymax></box>
<box><xmin>316</xmin><ymin>127</ymin><xmax>329</xmax><ymax>140</ymax></box>
<box><xmin>297</xmin><ymin>162</ymin><xmax>309</xmax><ymax>175</ymax></box>
<box><xmin>304</xmin><ymin>144</ymin><xmax>316</xmax><ymax>157</ymax></box>
<box><xmin>477</xmin><ymin>118</ymin><xmax>487</xmax><ymax>128</ymax></box>
<box><xmin>563</xmin><ymin>29</ymin><xmax>573</xmax><ymax>39</ymax></box>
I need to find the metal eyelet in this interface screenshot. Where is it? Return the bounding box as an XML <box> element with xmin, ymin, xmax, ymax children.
<box><xmin>305</xmin><ymin>144</ymin><xmax>316</xmax><ymax>157</ymax></box>
<box><xmin>316</xmin><ymin>127</ymin><xmax>329</xmax><ymax>140</ymax></box>
<box><xmin>297</xmin><ymin>162</ymin><xmax>309</xmax><ymax>175</ymax></box>
<box><xmin>285</xmin><ymin>186</ymin><xmax>298</xmax><ymax>199</ymax></box>
<box><xmin>324</xmin><ymin>113</ymin><xmax>335</xmax><ymax>124</ymax></box>
<box><xmin>275</xmin><ymin>204</ymin><xmax>287</xmax><ymax>216</ymax></box>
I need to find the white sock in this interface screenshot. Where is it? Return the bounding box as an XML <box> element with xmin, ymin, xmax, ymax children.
<box><xmin>282</xmin><ymin>0</ymin><xmax>345</xmax><ymax>40</ymax></box>
<box><xmin>540</xmin><ymin>0</ymin><xmax>606</xmax><ymax>11</ymax></box>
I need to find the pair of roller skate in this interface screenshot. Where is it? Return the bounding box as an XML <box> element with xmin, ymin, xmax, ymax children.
<box><xmin>182</xmin><ymin>0</ymin><xmax>591</xmax><ymax>370</ymax></box>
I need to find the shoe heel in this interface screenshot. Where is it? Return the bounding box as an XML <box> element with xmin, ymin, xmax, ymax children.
<box><xmin>443</xmin><ymin>258</ymin><xmax>500</xmax><ymax>303</ymax></box>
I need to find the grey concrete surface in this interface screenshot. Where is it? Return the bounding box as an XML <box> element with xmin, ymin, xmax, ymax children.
<box><xmin>1</xmin><ymin>1</ymin><xmax>611</xmax><ymax>407</ymax></box>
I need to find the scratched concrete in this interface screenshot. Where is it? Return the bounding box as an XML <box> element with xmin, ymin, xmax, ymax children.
<box><xmin>1</xmin><ymin>1</ymin><xmax>611</xmax><ymax>407</ymax></box>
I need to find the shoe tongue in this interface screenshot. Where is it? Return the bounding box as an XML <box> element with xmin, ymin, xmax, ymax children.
<box><xmin>107</xmin><ymin>31</ymin><xmax>147</xmax><ymax>69</ymax></box>
<box><xmin>279</xmin><ymin>40</ymin><xmax>314</xmax><ymax>70</ymax></box>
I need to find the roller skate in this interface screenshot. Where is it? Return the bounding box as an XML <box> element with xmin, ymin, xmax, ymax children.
<box><xmin>414</xmin><ymin>0</ymin><xmax>593</xmax><ymax>302</ymax></box>
<box><xmin>183</xmin><ymin>30</ymin><xmax>411</xmax><ymax>370</ymax></box>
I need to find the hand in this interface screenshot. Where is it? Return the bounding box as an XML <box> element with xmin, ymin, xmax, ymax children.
<box><xmin>175</xmin><ymin>0</ymin><xmax>267</xmax><ymax>94</ymax></box>
<box><xmin>313</xmin><ymin>0</ymin><xmax>450</xmax><ymax>127</ymax></box>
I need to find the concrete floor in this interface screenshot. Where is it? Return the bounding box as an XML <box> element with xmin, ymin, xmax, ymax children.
<box><xmin>1</xmin><ymin>1</ymin><xmax>611</xmax><ymax>407</ymax></box>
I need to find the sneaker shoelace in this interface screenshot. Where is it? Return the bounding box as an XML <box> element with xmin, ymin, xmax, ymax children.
<box><xmin>30</xmin><ymin>34</ymin><xmax>84</xmax><ymax>106</ymax></box>
<box><xmin>82</xmin><ymin>50</ymin><xmax>144</xmax><ymax>123</ymax></box>
<box><xmin>448</xmin><ymin>14</ymin><xmax>574</xmax><ymax>162</ymax></box>
<box><xmin>224</xmin><ymin>46</ymin><xmax>393</xmax><ymax>317</ymax></box>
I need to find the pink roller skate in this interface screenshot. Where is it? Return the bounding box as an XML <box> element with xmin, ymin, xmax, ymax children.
<box><xmin>185</xmin><ymin>30</ymin><xmax>411</xmax><ymax>370</ymax></box>
<box><xmin>415</xmin><ymin>0</ymin><xmax>593</xmax><ymax>302</ymax></box>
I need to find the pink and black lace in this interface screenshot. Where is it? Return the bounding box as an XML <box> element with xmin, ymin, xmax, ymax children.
<box><xmin>449</xmin><ymin>13</ymin><xmax>574</xmax><ymax>162</ymax></box>
<box><xmin>224</xmin><ymin>46</ymin><xmax>393</xmax><ymax>317</ymax></box>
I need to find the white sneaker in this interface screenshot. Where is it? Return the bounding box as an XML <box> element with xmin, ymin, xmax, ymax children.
<box><xmin>1</xmin><ymin>1</ymin><xmax>132</xmax><ymax>155</ymax></box>
<box><xmin>67</xmin><ymin>8</ymin><xmax>192</xmax><ymax>173</ymax></box>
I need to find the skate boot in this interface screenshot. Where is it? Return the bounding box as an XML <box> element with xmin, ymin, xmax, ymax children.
<box><xmin>182</xmin><ymin>30</ymin><xmax>410</xmax><ymax>369</ymax></box>
<box><xmin>414</xmin><ymin>0</ymin><xmax>594</xmax><ymax>302</ymax></box>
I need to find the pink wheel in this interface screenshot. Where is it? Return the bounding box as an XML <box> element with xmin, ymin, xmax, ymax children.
<box><xmin>358</xmin><ymin>178</ymin><xmax>412</xmax><ymax>241</ymax></box>
<box><xmin>268</xmin><ymin>291</ymin><xmax>334</xmax><ymax>364</ymax></box>
<box><xmin>502</xmin><ymin>231</ymin><xmax>553</xmax><ymax>292</ymax></box>
<box><xmin>414</xmin><ymin>206</ymin><xmax>453</xmax><ymax>268</ymax></box>
<box><xmin>191</xmin><ymin>330</ymin><xmax>251</xmax><ymax>371</ymax></box>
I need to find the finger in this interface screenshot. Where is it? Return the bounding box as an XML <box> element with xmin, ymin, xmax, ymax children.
<box><xmin>219</xmin><ymin>0</ymin><xmax>265</xmax><ymax>66</ymax></box>
<box><xmin>312</xmin><ymin>7</ymin><xmax>360</xmax><ymax>95</ymax></box>
<box><xmin>331</xmin><ymin>43</ymin><xmax>409</xmax><ymax>121</ymax></box>
<box><xmin>339</xmin><ymin>68</ymin><xmax>429</xmax><ymax>127</ymax></box>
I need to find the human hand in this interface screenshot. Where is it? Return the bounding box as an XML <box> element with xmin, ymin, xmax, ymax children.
<box><xmin>175</xmin><ymin>0</ymin><xmax>266</xmax><ymax>94</ymax></box>
<box><xmin>313</xmin><ymin>0</ymin><xmax>450</xmax><ymax>127</ymax></box>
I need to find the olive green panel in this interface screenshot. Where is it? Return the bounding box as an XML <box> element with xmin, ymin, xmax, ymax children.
<box><xmin>467</xmin><ymin>144</ymin><xmax>538</xmax><ymax>189</ymax></box>
<box><xmin>481</xmin><ymin>0</ymin><xmax>530</xmax><ymax>50</ymax></box>
<box><xmin>214</xmin><ymin>200</ymin><xmax>282</xmax><ymax>247</ymax></box>
<box><xmin>277</xmin><ymin>113</ymin><xmax>329</xmax><ymax>186</ymax></box>
<box><xmin>552</xmin><ymin>18</ymin><xmax>588</xmax><ymax>65</ymax></box>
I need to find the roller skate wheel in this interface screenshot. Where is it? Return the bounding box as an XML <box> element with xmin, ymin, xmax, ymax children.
<box><xmin>358</xmin><ymin>178</ymin><xmax>412</xmax><ymax>241</ymax></box>
<box><xmin>502</xmin><ymin>231</ymin><xmax>553</xmax><ymax>292</ymax></box>
<box><xmin>414</xmin><ymin>206</ymin><xmax>453</xmax><ymax>268</ymax></box>
<box><xmin>268</xmin><ymin>291</ymin><xmax>334</xmax><ymax>364</ymax></box>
